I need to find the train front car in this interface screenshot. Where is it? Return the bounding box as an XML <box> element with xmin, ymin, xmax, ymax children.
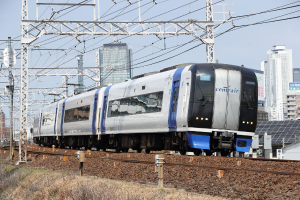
<box><xmin>186</xmin><ymin>64</ymin><xmax>258</xmax><ymax>156</ymax></box>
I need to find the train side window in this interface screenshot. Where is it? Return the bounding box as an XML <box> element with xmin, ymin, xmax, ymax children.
<box><xmin>42</xmin><ymin>113</ymin><xmax>55</xmax><ymax>126</ymax></box>
<box><xmin>172</xmin><ymin>87</ymin><xmax>179</xmax><ymax>112</ymax></box>
<box><xmin>107</xmin><ymin>91</ymin><xmax>163</xmax><ymax>117</ymax></box>
<box><xmin>64</xmin><ymin>105</ymin><xmax>90</xmax><ymax>123</ymax></box>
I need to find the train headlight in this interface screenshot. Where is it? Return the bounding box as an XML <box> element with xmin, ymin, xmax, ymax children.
<box><xmin>247</xmin><ymin>122</ymin><xmax>249</xmax><ymax>124</ymax></box>
<box><xmin>196</xmin><ymin>117</ymin><xmax>199</xmax><ymax>120</ymax></box>
<box><xmin>201</xmin><ymin>117</ymin><xmax>203</xmax><ymax>120</ymax></box>
<box><xmin>205</xmin><ymin>118</ymin><xmax>208</xmax><ymax>120</ymax></box>
<box><xmin>251</xmin><ymin>122</ymin><xmax>253</xmax><ymax>124</ymax></box>
<box><xmin>242</xmin><ymin>121</ymin><xmax>245</xmax><ymax>123</ymax></box>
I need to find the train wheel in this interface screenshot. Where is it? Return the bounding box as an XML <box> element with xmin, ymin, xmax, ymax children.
<box><xmin>179</xmin><ymin>150</ymin><xmax>186</xmax><ymax>155</ymax></box>
<box><xmin>136</xmin><ymin>149</ymin><xmax>142</xmax><ymax>153</ymax></box>
<box><xmin>122</xmin><ymin>148</ymin><xmax>129</xmax><ymax>153</ymax></box>
<box><xmin>145</xmin><ymin>149</ymin><xmax>151</xmax><ymax>154</ymax></box>
<box><xmin>221</xmin><ymin>150</ymin><xmax>229</xmax><ymax>157</ymax></box>
<box><xmin>194</xmin><ymin>149</ymin><xmax>202</xmax><ymax>156</ymax></box>
<box><xmin>102</xmin><ymin>148</ymin><xmax>106</xmax><ymax>152</ymax></box>
<box><xmin>205</xmin><ymin>151</ymin><xmax>212</xmax><ymax>156</ymax></box>
<box><xmin>115</xmin><ymin>149</ymin><xmax>121</xmax><ymax>153</ymax></box>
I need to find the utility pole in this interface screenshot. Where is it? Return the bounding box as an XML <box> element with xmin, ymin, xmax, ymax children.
<box><xmin>206</xmin><ymin>0</ymin><xmax>214</xmax><ymax>63</ymax></box>
<box><xmin>7</xmin><ymin>37</ymin><xmax>14</xmax><ymax>160</ymax></box>
<box><xmin>19</xmin><ymin>0</ymin><xmax>29</xmax><ymax>164</ymax></box>
<box><xmin>3</xmin><ymin>37</ymin><xmax>16</xmax><ymax>160</ymax></box>
<box><xmin>77</xmin><ymin>55</ymin><xmax>84</xmax><ymax>93</ymax></box>
<box><xmin>63</xmin><ymin>76</ymin><xmax>69</xmax><ymax>97</ymax></box>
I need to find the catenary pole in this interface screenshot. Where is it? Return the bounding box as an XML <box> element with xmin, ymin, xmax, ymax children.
<box><xmin>8</xmin><ymin>37</ymin><xmax>14</xmax><ymax>160</ymax></box>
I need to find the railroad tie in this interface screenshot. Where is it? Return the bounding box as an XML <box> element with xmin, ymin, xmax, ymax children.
<box><xmin>218</xmin><ymin>170</ymin><xmax>225</xmax><ymax>178</ymax></box>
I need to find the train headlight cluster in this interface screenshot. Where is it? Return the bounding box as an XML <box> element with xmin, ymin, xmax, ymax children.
<box><xmin>197</xmin><ymin>117</ymin><xmax>209</xmax><ymax>121</ymax></box>
<box><xmin>242</xmin><ymin>121</ymin><xmax>253</xmax><ymax>125</ymax></box>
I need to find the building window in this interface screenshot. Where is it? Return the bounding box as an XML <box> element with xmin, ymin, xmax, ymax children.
<box><xmin>108</xmin><ymin>91</ymin><xmax>163</xmax><ymax>117</ymax></box>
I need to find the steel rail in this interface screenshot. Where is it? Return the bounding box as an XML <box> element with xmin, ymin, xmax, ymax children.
<box><xmin>15</xmin><ymin>147</ymin><xmax>300</xmax><ymax>176</ymax></box>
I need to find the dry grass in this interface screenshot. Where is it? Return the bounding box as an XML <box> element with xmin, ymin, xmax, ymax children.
<box><xmin>0</xmin><ymin>164</ymin><xmax>33</xmax><ymax>199</ymax></box>
<box><xmin>0</xmin><ymin>166</ymin><xmax>227</xmax><ymax>200</ymax></box>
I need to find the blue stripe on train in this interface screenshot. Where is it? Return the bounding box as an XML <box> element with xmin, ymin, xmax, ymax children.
<box><xmin>53</xmin><ymin>103</ymin><xmax>58</xmax><ymax>134</ymax></box>
<box><xmin>92</xmin><ymin>88</ymin><xmax>101</xmax><ymax>134</ymax></box>
<box><xmin>100</xmin><ymin>85</ymin><xmax>112</xmax><ymax>133</ymax></box>
<box><xmin>60</xmin><ymin>98</ymin><xmax>68</xmax><ymax>134</ymax></box>
<box><xmin>168</xmin><ymin>67</ymin><xmax>185</xmax><ymax>131</ymax></box>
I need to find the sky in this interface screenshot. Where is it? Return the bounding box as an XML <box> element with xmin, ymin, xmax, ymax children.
<box><xmin>0</xmin><ymin>0</ymin><xmax>300</xmax><ymax>126</ymax></box>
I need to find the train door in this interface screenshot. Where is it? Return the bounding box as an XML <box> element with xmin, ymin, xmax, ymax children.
<box><xmin>169</xmin><ymin>81</ymin><xmax>180</xmax><ymax>128</ymax></box>
<box><xmin>212</xmin><ymin>69</ymin><xmax>241</xmax><ymax>130</ymax></box>
<box><xmin>56</xmin><ymin>102</ymin><xmax>62</xmax><ymax>135</ymax></box>
<box><xmin>92</xmin><ymin>88</ymin><xmax>101</xmax><ymax>134</ymax></box>
<box><xmin>54</xmin><ymin>104</ymin><xmax>58</xmax><ymax>135</ymax></box>
<box><xmin>182</xmin><ymin>82</ymin><xmax>189</xmax><ymax>127</ymax></box>
<box><xmin>38</xmin><ymin>112</ymin><xmax>43</xmax><ymax>136</ymax></box>
<box><xmin>59</xmin><ymin>99</ymin><xmax>67</xmax><ymax>135</ymax></box>
<box><xmin>100</xmin><ymin>85</ymin><xmax>112</xmax><ymax>133</ymax></box>
<box><xmin>100</xmin><ymin>96</ymin><xmax>108</xmax><ymax>132</ymax></box>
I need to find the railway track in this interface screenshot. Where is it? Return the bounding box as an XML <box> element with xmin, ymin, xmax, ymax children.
<box><xmin>2</xmin><ymin>145</ymin><xmax>300</xmax><ymax>176</ymax></box>
<box><xmin>1</xmin><ymin>145</ymin><xmax>299</xmax><ymax>199</ymax></box>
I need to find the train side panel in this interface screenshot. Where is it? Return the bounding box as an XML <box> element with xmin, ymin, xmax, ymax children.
<box><xmin>62</xmin><ymin>91</ymin><xmax>95</xmax><ymax>136</ymax></box>
<box><xmin>105</xmin><ymin>69</ymin><xmax>179</xmax><ymax>134</ymax></box>
<box><xmin>39</xmin><ymin>103</ymin><xmax>57</xmax><ymax>137</ymax></box>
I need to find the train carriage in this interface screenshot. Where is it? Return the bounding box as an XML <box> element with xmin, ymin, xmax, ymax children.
<box><xmin>33</xmin><ymin>63</ymin><xmax>258</xmax><ymax>155</ymax></box>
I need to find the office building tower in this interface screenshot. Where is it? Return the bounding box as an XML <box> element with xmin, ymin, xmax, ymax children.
<box><xmin>293</xmin><ymin>68</ymin><xmax>300</xmax><ymax>82</ymax></box>
<box><xmin>0</xmin><ymin>110</ymin><xmax>9</xmax><ymax>142</ymax></box>
<box><xmin>287</xmin><ymin>93</ymin><xmax>300</xmax><ymax>120</ymax></box>
<box><xmin>262</xmin><ymin>45</ymin><xmax>293</xmax><ymax>121</ymax></box>
<box><xmin>99</xmin><ymin>43</ymin><xmax>132</xmax><ymax>86</ymax></box>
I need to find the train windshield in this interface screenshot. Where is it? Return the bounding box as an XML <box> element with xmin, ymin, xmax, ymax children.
<box><xmin>241</xmin><ymin>76</ymin><xmax>257</xmax><ymax>108</ymax></box>
<box><xmin>194</xmin><ymin>73</ymin><xmax>214</xmax><ymax>105</ymax></box>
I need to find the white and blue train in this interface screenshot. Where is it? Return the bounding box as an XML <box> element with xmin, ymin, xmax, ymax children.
<box><xmin>33</xmin><ymin>63</ymin><xmax>258</xmax><ymax>156</ymax></box>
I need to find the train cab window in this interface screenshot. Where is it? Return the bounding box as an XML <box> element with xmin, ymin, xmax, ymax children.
<box><xmin>241</xmin><ymin>76</ymin><xmax>257</xmax><ymax>108</ymax></box>
<box><xmin>199</xmin><ymin>74</ymin><xmax>211</xmax><ymax>81</ymax></box>
<box><xmin>194</xmin><ymin>72</ymin><xmax>214</xmax><ymax>104</ymax></box>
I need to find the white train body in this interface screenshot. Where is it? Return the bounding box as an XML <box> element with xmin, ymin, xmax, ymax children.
<box><xmin>33</xmin><ymin>63</ymin><xmax>258</xmax><ymax>155</ymax></box>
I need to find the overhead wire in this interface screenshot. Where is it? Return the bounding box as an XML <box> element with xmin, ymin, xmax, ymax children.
<box><xmin>7</xmin><ymin>1</ymin><xmax>300</xmax><ymax>93</ymax></box>
<box><xmin>31</xmin><ymin>0</ymin><xmax>179</xmax><ymax>74</ymax></box>
<box><xmin>42</xmin><ymin>0</ymin><xmax>300</xmax><ymax>87</ymax></box>
<box><xmin>99</xmin><ymin>11</ymin><xmax>300</xmax><ymax>83</ymax></box>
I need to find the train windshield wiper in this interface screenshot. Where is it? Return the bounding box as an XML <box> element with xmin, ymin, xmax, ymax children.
<box><xmin>243</xmin><ymin>92</ymin><xmax>253</xmax><ymax>110</ymax></box>
<box><xmin>201</xmin><ymin>99</ymin><xmax>208</xmax><ymax>106</ymax></box>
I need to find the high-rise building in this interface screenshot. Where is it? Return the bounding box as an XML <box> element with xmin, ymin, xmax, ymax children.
<box><xmin>286</xmin><ymin>93</ymin><xmax>300</xmax><ymax>120</ymax></box>
<box><xmin>0</xmin><ymin>110</ymin><xmax>5</xmax><ymax>142</ymax></box>
<box><xmin>293</xmin><ymin>68</ymin><xmax>300</xmax><ymax>82</ymax></box>
<box><xmin>262</xmin><ymin>45</ymin><xmax>293</xmax><ymax>121</ymax></box>
<box><xmin>99</xmin><ymin>43</ymin><xmax>132</xmax><ymax>86</ymax></box>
